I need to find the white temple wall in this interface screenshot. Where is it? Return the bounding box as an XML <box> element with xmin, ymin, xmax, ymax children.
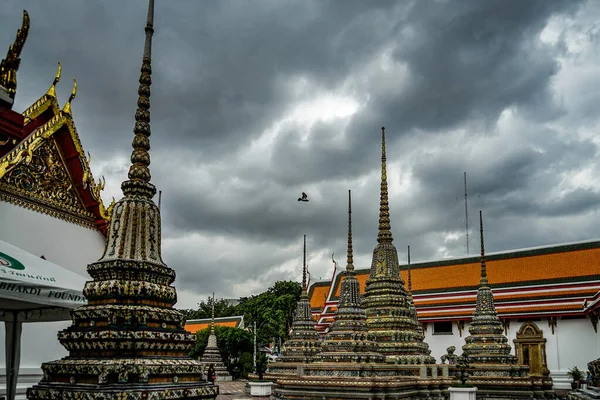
<box><xmin>423</xmin><ymin>322</ymin><xmax>463</xmax><ymax>364</ymax></box>
<box><xmin>0</xmin><ymin>201</ymin><xmax>106</xmax><ymax>396</ymax></box>
<box><xmin>0</xmin><ymin>201</ymin><xmax>106</xmax><ymax>276</ymax></box>
<box><xmin>422</xmin><ymin>317</ymin><xmax>597</xmax><ymax>390</ymax></box>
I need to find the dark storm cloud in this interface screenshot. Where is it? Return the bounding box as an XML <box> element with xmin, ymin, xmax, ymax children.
<box><xmin>1</xmin><ymin>0</ymin><xmax>598</xmax><ymax>304</ymax></box>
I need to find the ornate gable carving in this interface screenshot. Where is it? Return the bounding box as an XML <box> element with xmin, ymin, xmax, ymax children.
<box><xmin>516</xmin><ymin>321</ymin><xmax>544</xmax><ymax>339</ymax></box>
<box><xmin>0</xmin><ymin>136</ymin><xmax>96</xmax><ymax>228</ymax></box>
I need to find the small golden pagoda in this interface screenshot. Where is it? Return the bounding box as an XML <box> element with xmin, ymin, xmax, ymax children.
<box><xmin>26</xmin><ymin>1</ymin><xmax>218</xmax><ymax>398</ymax></box>
<box><xmin>361</xmin><ymin>127</ymin><xmax>435</xmax><ymax>364</ymax></box>
<box><xmin>459</xmin><ymin>211</ymin><xmax>554</xmax><ymax>399</ymax></box>
<box><xmin>199</xmin><ymin>294</ymin><xmax>232</xmax><ymax>381</ymax></box>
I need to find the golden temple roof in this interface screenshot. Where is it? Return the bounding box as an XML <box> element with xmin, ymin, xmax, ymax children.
<box><xmin>0</xmin><ymin>28</ymin><xmax>111</xmax><ymax>234</ymax></box>
<box><xmin>185</xmin><ymin>316</ymin><xmax>245</xmax><ymax>334</ymax></box>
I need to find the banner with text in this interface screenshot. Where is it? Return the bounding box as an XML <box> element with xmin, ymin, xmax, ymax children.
<box><xmin>0</xmin><ymin>239</ymin><xmax>87</xmax><ymax>309</ymax></box>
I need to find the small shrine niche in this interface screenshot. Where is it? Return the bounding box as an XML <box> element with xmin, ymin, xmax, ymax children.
<box><xmin>513</xmin><ymin>321</ymin><xmax>550</xmax><ymax>377</ymax></box>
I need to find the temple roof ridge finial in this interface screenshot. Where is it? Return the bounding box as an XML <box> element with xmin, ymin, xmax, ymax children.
<box><xmin>377</xmin><ymin>126</ymin><xmax>393</xmax><ymax>243</ymax></box>
<box><xmin>120</xmin><ymin>0</ymin><xmax>157</xmax><ymax>199</ymax></box>
<box><xmin>62</xmin><ymin>77</ymin><xmax>77</xmax><ymax>115</ymax></box>
<box><xmin>479</xmin><ymin>210</ymin><xmax>488</xmax><ymax>286</ymax></box>
<box><xmin>46</xmin><ymin>62</ymin><xmax>62</xmax><ymax>98</ymax></box>
<box><xmin>0</xmin><ymin>10</ymin><xmax>30</xmax><ymax>103</ymax></box>
<box><xmin>347</xmin><ymin>190</ymin><xmax>354</xmax><ymax>272</ymax></box>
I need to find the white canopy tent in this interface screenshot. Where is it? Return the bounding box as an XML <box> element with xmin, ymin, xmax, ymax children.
<box><xmin>0</xmin><ymin>239</ymin><xmax>87</xmax><ymax>400</ymax></box>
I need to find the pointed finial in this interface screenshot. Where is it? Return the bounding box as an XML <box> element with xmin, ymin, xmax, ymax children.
<box><xmin>211</xmin><ymin>292</ymin><xmax>215</xmax><ymax>333</ymax></box>
<box><xmin>46</xmin><ymin>62</ymin><xmax>62</xmax><ymax>98</ymax></box>
<box><xmin>479</xmin><ymin>210</ymin><xmax>488</xmax><ymax>286</ymax></box>
<box><xmin>0</xmin><ymin>10</ymin><xmax>30</xmax><ymax>101</ymax></box>
<box><xmin>407</xmin><ymin>245</ymin><xmax>412</xmax><ymax>291</ymax></box>
<box><xmin>377</xmin><ymin>126</ymin><xmax>393</xmax><ymax>242</ymax></box>
<box><xmin>121</xmin><ymin>0</ymin><xmax>157</xmax><ymax>199</ymax></box>
<box><xmin>347</xmin><ymin>190</ymin><xmax>354</xmax><ymax>272</ymax></box>
<box><xmin>62</xmin><ymin>78</ymin><xmax>77</xmax><ymax>115</ymax></box>
<box><xmin>302</xmin><ymin>235</ymin><xmax>307</xmax><ymax>291</ymax></box>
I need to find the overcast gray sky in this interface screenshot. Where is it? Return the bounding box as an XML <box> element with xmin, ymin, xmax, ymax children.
<box><xmin>2</xmin><ymin>0</ymin><xmax>599</xmax><ymax>309</ymax></box>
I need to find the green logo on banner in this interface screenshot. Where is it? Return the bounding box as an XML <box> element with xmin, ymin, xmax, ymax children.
<box><xmin>0</xmin><ymin>252</ymin><xmax>26</xmax><ymax>270</ymax></box>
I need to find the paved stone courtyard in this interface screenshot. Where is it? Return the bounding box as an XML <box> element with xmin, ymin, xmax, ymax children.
<box><xmin>213</xmin><ymin>380</ymin><xmax>571</xmax><ymax>400</ymax></box>
<box><xmin>216</xmin><ymin>380</ymin><xmax>269</xmax><ymax>400</ymax></box>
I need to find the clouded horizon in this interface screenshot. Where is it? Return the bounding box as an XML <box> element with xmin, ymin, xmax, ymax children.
<box><xmin>2</xmin><ymin>0</ymin><xmax>599</xmax><ymax>309</ymax></box>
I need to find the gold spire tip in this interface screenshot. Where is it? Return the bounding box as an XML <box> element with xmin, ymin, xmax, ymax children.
<box><xmin>347</xmin><ymin>189</ymin><xmax>354</xmax><ymax>271</ymax></box>
<box><xmin>302</xmin><ymin>235</ymin><xmax>307</xmax><ymax>290</ymax></box>
<box><xmin>121</xmin><ymin>0</ymin><xmax>157</xmax><ymax>199</ymax></box>
<box><xmin>377</xmin><ymin>125</ymin><xmax>393</xmax><ymax>242</ymax></box>
<box><xmin>479</xmin><ymin>210</ymin><xmax>488</xmax><ymax>285</ymax></box>
<box><xmin>407</xmin><ymin>245</ymin><xmax>412</xmax><ymax>291</ymax></box>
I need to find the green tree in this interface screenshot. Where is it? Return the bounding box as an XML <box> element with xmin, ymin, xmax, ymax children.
<box><xmin>256</xmin><ymin>353</ymin><xmax>269</xmax><ymax>380</ymax></box>
<box><xmin>181</xmin><ymin>281</ymin><xmax>302</xmax><ymax>354</ymax></box>
<box><xmin>235</xmin><ymin>281</ymin><xmax>301</xmax><ymax>350</ymax></box>
<box><xmin>238</xmin><ymin>352</ymin><xmax>253</xmax><ymax>378</ymax></box>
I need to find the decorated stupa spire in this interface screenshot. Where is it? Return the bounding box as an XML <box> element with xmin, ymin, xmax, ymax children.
<box><xmin>27</xmin><ymin>2</ymin><xmax>219</xmax><ymax>398</ymax></box>
<box><xmin>96</xmin><ymin>0</ymin><xmax>164</xmax><ymax>267</ymax></box>
<box><xmin>318</xmin><ymin>190</ymin><xmax>383</xmax><ymax>363</ymax></box>
<box><xmin>378</xmin><ymin>127</ymin><xmax>393</xmax><ymax>243</ymax></box>
<box><xmin>347</xmin><ymin>190</ymin><xmax>354</xmax><ymax>272</ymax></box>
<box><xmin>367</xmin><ymin>126</ymin><xmax>401</xmax><ymax>279</ymax></box>
<box><xmin>0</xmin><ymin>10</ymin><xmax>29</xmax><ymax>105</ymax></box>
<box><xmin>121</xmin><ymin>0</ymin><xmax>156</xmax><ymax>200</ymax></box>
<box><xmin>276</xmin><ymin>235</ymin><xmax>321</xmax><ymax>363</ymax></box>
<box><xmin>407</xmin><ymin>245</ymin><xmax>412</xmax><ymax>292</ymax></box>
<box><xmin>302</xmin><ymin>235</ymin><xmax>308</xmax><ymax>291</ymax></box>
<box><xmin>479</xmin><ymin>211</ymin><xmax>489</xmax><ymax>286</ymax></box>
<box><xmin>461</xmin><ymin>211</ymin><xmax>516</xmax><ymax>365</ymax></box>
<box><xmin>363</xmin><ymin>126</ymin><xmax>434</xmax><ymax>364</ymax></box>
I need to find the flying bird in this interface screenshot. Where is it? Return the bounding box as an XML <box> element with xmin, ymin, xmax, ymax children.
<box><xmin>298</xmin><ymin>192</ymin><xmax>309</xmax><ymax>202</ymax></box>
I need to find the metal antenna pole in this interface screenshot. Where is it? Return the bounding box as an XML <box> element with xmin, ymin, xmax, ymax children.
<box><xmin>253</xmin><ymin>320</ymin><xmax>257</xmax><ymax>371</ymax></box>
<box><xmin>464</xmin><ymin>172</ymin><xmax>469</xmax><ymax>255</ymax></box>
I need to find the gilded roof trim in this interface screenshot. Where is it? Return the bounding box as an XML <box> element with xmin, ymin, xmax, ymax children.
<box><xmin>0</xmin><ymin>190</ymin><xmax>97</xmax><ymax>230</ymax></box>
<box><xmin>22</xmin><ymin>93</ymin><xmax>60</xmax><ymax>124</ymax></box>
<box><xmin>0</xmin><ymin>114</ymin><xmax>65</xmax><ymax>177</ymax></box>
<box><xmin>61</xmin><ymin>112</ymin><xmax>113</xmax><ymax>221</ymax></box>
<box><xmin>22</xmin><ymin>62</ymin><xmax>62</xmax><ymax>123</ymax></box>
<box><xmin>0</xmin><ymin>109</ymin><xmax>112</xmax><ymax>223</ymax></box>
